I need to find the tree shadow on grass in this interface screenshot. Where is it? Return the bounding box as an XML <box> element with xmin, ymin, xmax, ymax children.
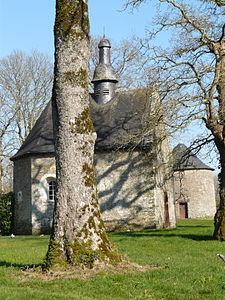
<box><xmin>111</xmin><ymin>230</ymin><xmax>214</xmax><ymax>241</ymax></box>
<box><xmin>181</xmin><ymin>234</ymin><xmax>213</xmax><ymax>241</ymax></box>
<box><xmin>177</xmin><ymin>225</ymin><xmax>212</xmax><ymax>228</ymax></box>
<box><xmin>0</xmin><ymin>260</ymin><xmax>40</xmax><ymax>269</ymax></box>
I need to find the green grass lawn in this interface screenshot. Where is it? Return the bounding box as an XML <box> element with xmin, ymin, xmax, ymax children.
<box><xmin>0</xmin><ymin>219</ymin><xmax>225</xmax><ymax>300</ymax></box>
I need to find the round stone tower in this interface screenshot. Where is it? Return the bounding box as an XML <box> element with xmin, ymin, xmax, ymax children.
<box><xmin>91</xmin><ymin>38</ymin><xmax>118</xmax><ymax>105</ymax></box>
<box><xmin>173</xmin><ymin>144</ymin><xmax>216</xmax><ymax>219</ymax></box>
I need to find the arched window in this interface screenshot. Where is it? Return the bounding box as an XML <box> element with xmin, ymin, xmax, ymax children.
<box><xmin>48</xmin><ymin>180</ymin><xmax>56</xmax><ymax>202</ymax></box>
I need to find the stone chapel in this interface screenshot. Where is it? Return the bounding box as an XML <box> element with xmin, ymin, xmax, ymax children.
<box><xmin>11</xmin><ymin>38</ymin><xmax>176</xmax><ymax>235</ymax></box>
<box><xmin>173</xmin><ymin>144</ymin><xmax>216</xmax><ymax>219</ymax></box>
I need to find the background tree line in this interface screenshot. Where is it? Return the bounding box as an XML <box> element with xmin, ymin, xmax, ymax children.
<box><xmin>0</xmin><ymin>50</ymin><xmax>53</xmax><ymax>192</ymax></box>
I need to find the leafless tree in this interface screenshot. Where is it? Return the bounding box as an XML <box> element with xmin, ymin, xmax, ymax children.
<box><xmin>0</xmin><ymin>50</ymin><xmax>53</xmax><ymax>191</ymax></box>
<box><xmin>43</xmin><ymin>0</ymin><xmax>120</xmax><ymax>271</ymax></box>
<box><xmin>125</xmin><ymin>0</ymin><xmax>225</xmax><ymax>240</ymax></box>
<box><xmin>0</xmin><ymin>50</ymin><xmax>53</xmax><ymax>146</ymax></box>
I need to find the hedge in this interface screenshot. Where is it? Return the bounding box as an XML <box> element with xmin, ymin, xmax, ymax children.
<box><xmin>0</xmin><ymin>192</ymin><xmax>13</xmax><ymax>235</ymax></box>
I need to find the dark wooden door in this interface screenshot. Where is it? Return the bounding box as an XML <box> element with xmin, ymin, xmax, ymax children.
<box><xmin>164</xmin><ymin>192</ymin><xmax>170</xmax><ymax>227</ymax></box>
<box><xmin>179</xmin><ymin>202</ymin><xmax>188</xmax><ymax>219</ymax></box>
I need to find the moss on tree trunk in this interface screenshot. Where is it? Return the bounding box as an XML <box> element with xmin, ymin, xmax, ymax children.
<box><xmin>213</xmin><ymin>161</ymin><xmax>225</xmax><ymax>240</ymax></box>
<box><xmin>213</xmin><ymin>172</ymin><xmax>225</xmax><ymax>240</ymax></box>
<box><xmin>213</xmin><ymin>208</ymin><xmax>225</xmax><ymax>240</ymax></box>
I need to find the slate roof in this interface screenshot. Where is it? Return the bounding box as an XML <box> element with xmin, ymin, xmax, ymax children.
<box><xmin>11</xmin><ymin>101</ymin><xmax>55</xmax><ymax>160</ymax></box>
<box><xmin>173</xmin><ymin>143</ymin><xmax>214</xmax><ymax>171</ymax></box>
<box><xmin>91</xmin><ymin>88</ymin><xmax>154</xmax><ymax>150</ymax></box>
<box><xmin>11</xmin><ymin>88</ymin><xmax>155</xmax><ymax>160</ymax></box>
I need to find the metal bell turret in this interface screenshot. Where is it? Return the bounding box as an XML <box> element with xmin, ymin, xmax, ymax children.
<box><xmin>92</xmin><ymin>38</ymin><xmax>118</xmax><ymax>104</ymax></box>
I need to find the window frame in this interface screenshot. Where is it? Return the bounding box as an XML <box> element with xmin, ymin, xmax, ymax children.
<box><xmin>48</xmin><ymin>179</ymin><xmax>56</xmax><ymax>202</ymax></box>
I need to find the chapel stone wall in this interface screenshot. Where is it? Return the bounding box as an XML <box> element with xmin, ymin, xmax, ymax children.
<box><xmin>94</xmin><ymin>150</ymin><xmax>157</xmax><ymax>231</ymax></box>
<box><xmin>154</xmin><ymin>136</ymin><xmax>176</xmax><ymax>229</ymax></box>
<box><xmin>30</xmin><ymin>151</ymin><xmax>160</xmax><ymax>233</ymax></box>
<box><xmin>13</xmin><ymin>157</ymin><xmax>32</xmax><ymax>234</ymax></box>
<box><xmin>14</xmin><ymin>149</ymin><xmax>176</xmax><ymax>234</ymax></box>
<box><xmin>31</xmin><ymin>154</ymin><xmax>56</xmax><ymax>234</ymax></box>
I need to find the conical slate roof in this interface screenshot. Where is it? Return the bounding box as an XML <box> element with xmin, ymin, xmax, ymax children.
<box><xmin>91</xmin><ymin>38</ymin><xmax>118</xmax><ymax>83</ymax></box>
<box><xmin>173</xmin><ymin>143</ymin><xmax>214</xmax><ymax>171</ymax></box>
<box><xmin>11</xmin><ymin>88</ymin><xmax>155</xmax><ymax>160</ymax></box>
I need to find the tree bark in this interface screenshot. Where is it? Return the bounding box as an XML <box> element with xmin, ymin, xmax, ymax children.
<box><xmin>213</xmin><ymin>140</ymin><xmax>225</xmax><ymax>240</ymax></box>
<box><xmin>0</xmin><ymin>135</ymin><xmax>3</xmax><ymax>192</ymax></box>
<box><xmin>43</xmin><ymin>0</ymin><xmax>120</xmax><ymax>270</ymax></box>
<box><xmin>209</xmin><ymin>41</ymin><xmax>225</xmax><ymax>240</ymax></box>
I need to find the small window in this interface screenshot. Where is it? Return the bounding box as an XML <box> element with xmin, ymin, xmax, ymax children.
<box><xmin>48</xmin><ymin>180</ymin><xmax>56</xmax><ymax>201</ymax></box>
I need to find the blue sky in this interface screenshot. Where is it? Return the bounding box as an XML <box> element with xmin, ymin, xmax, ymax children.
<box><xmin>0</xmin><ymin>0</ymin><xmax>154</xmax><ymax>59</ymax></box>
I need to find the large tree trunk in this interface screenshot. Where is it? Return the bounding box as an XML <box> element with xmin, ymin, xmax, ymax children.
<box><xmin>43</xmin><ymin>0</ymin><xmax>120</xmax><ymax>270</ymax></box>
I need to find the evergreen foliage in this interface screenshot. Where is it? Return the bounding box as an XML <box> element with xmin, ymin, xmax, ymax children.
<box><xmin>0</xmin><ymin>192</ymin><xmax>13</xmax><ymax>235</ymax></box>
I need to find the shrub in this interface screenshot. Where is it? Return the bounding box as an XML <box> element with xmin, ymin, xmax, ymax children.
<box><xmin>0</xmin><ymin>192</ymin><xmax>13</xmax><ymax>235</ymax></box>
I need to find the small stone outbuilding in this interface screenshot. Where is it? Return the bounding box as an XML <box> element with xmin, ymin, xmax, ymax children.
<box><xmin>11</xmin><ymin>38</ymin><xmax>176</xmax><ymax>234</ymax></box>
<box><xmin>173</xmin><ymin>144</ymin><xmax>216</xmax><ymax>219</ymax></box>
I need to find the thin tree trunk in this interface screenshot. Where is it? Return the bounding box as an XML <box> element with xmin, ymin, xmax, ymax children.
<box><xmin>43</xmin><ymin>0</ymin><xmax>120</xmax><ymax>270</ymax></box>
<box><xmin>0</xmin><ymin>135</ymin><xmax>3</xmax><ymax>192</ymax></box>
<box><xmin>213</xmin><ymin>142</ymin><xmax>225</xmax><ymax>240</ymax></box>
<box><xmin>209</xmin><ymin>41</ymin><xmax>225</xmax><ymax>241</ymax></box>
